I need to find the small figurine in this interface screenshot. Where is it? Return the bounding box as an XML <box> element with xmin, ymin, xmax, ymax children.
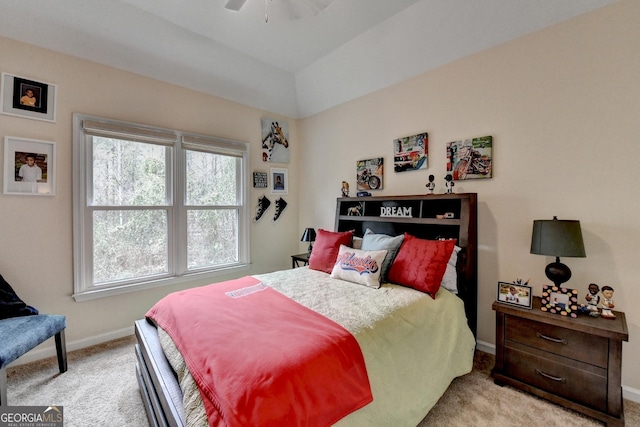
<box><xmin>445</xmin><ymin>174</ymin><xmax>455</xmax><ymax>194</ymax></box>
<box><xmin>341</xmin><ymin>181</ymin><xmax>350</xmax><ymax>197</ymax></box>
<box><xmin>585</xmin><ymin>283</ymin><xmax>600</xmax><ymax>312</ymax></box>
<box><xmin>426</xmin><ymin>174</ymin><xmax>435</xmax><ymax>194</ymax></box>
<box><xmin>600</xmin><ymin>285</ymin><xmax>616</xmax><ymax>319</ymax></box>
<box><xmin>347</xmin><ymin>202</ymin><xmax>363</xmax><ymax>216</ymax></box>
<box><xmin>578</xmin><ymin>283</ymin><xmax>601</xmax><ymax>316</ymax></box>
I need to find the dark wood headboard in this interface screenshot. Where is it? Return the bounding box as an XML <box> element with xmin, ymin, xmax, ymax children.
<box><xmin>334</xmin><ymin>193</ymin><xmax>478</xmax><ymax>337</ymax></box>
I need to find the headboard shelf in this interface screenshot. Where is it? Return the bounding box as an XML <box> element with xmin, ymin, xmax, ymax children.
<box><xmin>335</xmin><ymin>193</ymin><xmax>478</xmax><ymax>336</ymax></box>
<box><xmin>338</xmin><ymin>215</ymin><xmax>460</xmax><ymax>226</ymax></box>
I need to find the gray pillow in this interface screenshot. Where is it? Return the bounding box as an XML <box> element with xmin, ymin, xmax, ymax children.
<box><xmin>361</xmin><ymin>229</ymin><xmax>404</xmax><ymax>283</ymax></box>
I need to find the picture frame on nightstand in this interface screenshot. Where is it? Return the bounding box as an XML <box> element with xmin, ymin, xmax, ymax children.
<box><xmin>540</xmin><ymin>284</ymin><xmax>579</xmax><ymax>318</ymax></box>
<box><xmin>496</xmin><ymin>281</ymin><xmax>532</xmax><ymax>309</ymax></box>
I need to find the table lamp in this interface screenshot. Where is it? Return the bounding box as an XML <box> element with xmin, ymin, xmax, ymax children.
<box><xmin>301</xmin><ymin>228</ymin><xmax>316</xmax><ymax>254</ymax></box>
<box><xmin>530</xmin><ymin>216</ymin><xmax>586</xmax><ymax>287</ymax></box>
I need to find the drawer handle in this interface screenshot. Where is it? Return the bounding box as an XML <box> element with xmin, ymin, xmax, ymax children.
<box><xmin>536</xmin><ymin>332</ymin><xmax>567</xmax><ymax>344</ymax></box>
<box><xmin>536</xmin><ymin>369</ymin><xmax>566</xmax><ymax>383</ymax></box>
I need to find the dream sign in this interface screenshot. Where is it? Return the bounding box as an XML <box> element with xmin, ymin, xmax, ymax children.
<box><xmin>380</xmin><ymin>206</ymin><xmax>412</xmax><ymax>217</ymax></box>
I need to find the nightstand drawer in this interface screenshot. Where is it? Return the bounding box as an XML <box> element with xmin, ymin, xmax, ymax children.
<box><xmin>505</xmin><ymin>344</ymin><xmax>607</xmax><ymax>412</ymax></box>
<box><xmin>505</xmin><ymin>315</ymin><xmax>608</xmax><ymax>367</ymax></box>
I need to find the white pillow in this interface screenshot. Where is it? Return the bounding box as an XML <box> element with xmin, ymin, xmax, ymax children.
<box><xmin>330</xmin><ymin>245</ymin><xmax>388</xmax><ymax>289</ymax></box>
<box><xmin>441</xmin><ymin>245</ymin><xmax>461</xmax><ymax>293</ymax></box>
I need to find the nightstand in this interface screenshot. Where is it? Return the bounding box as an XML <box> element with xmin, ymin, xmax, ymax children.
<box><xmin>291</xmin><ymin>253</ymin><xmax>310</xmax><ymax>268</ymax></box>
<box><xmin>492</xmin><ymin>296</ymin><xmax>628</xmax><ymax>427</ymax></box>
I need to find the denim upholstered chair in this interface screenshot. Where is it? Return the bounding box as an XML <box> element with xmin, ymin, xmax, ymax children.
<box><xmin>0</xmin><ymin>314</ymin><xmax>67</xmax><ymax>405</ymax></box>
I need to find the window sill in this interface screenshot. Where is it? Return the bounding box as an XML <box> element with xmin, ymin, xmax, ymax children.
<box><xmin>72</xmin><ymin>264</ymin><xmax>250</xmax><ymax>302</ymax></box>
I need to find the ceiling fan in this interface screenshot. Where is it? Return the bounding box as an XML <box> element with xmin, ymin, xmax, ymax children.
<box><xmin>224</xmin><ymin>0</ymin><xmax>334</xmax><ymax>22</ymax></box>
<box><xmin>224</xmin><ymin>0</ymin><xmax>248</xmax><ymax>12</ymax></box>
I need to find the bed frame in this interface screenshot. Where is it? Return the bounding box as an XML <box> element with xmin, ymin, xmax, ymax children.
<box><xmin>134</xmin><ymin>192</ymin><xmax>477</xmax><ymax>427</ymax></box>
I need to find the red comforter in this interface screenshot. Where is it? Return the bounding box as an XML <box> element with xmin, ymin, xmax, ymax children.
<box><xmin>146</xmin><ymin>276</ymin><xmax>372</xmax><ymax>427</ymax></box>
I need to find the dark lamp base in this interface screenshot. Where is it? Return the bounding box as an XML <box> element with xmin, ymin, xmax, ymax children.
<box><xmin>545</xmin><ymin>261</ymin><xmax>572</xmax><ymax>287</ymax></box>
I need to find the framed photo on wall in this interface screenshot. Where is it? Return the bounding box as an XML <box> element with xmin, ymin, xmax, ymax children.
<box><xmin>393</xmin><ymin>132</ymin><xmax>428</xmax><ymax>173</ymax></box>
<box><xmin>261</xmin><ymin>118</ymin><xmax>290</xmax><ymax>163</ymax></box>
<box><xmin>446</xmin><ymin>135</ymin><xmax>492</xmax><ymax>180</ymax></box>
<box><xmin>270</xmin><ymin>167</ymin><xmax>288</xmax><ymax>194</ymax></box>
<box><xmin>356</xmin><ymin>157</ymin><xmax>383</xmax><ymax>191</ymax></box>
<box><xmin>1</xmin><ymin>73</ymin><xmax>57</xmax><ymax>122</ymax></box>
<box><xmin>3</xmin><ymin>136</ymin><xmax>56</xmax><ymax>196</ymax></box>
<box><xmin>253</xmin><ymin>171</ymin><xmax>268</xmax><ymax>188</ymax></box>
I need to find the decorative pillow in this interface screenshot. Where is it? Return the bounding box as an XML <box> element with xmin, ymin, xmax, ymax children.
<box><xmin>387</xmin><ymin>234</ymin><xmax>456</xmax><ymax>298</ymax></box>
<box><xmin>352</xmin><ymin>236</ymin><xmax>363</xmax><ymax>249</ymax></box>
<box><xmin>0</xmin><ymin>273</ymin><xmax>39</xmax><ymax>320</ymax></box>
<box><xmin>308</xmin><ymin>229</ymin><xmax>354</xmax><ymax>274</ymax></box>
<box><xmin>360</xmin><ymin>229</ymin><xmax>404</xmax><ymax>283</ymax></box>
<box><xmin>330</xmin><ymin>245</ymin><xmax>388</xmax><ymax>289</ymax></box>
<box><xmin>441</xmin><ymin>245</ymin><xmax>462</xmax><ymax>294</ymax></box>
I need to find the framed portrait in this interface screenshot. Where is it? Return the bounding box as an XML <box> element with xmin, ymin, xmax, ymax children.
<box><xmin>1</xmin><ymin>73</ymin><xmax>57</xmax><ymax>122</ymax></box>
<box><xmin>261</xmin><ymin>118</ymin><xmax>290</xmax><ymax>163</ymax></box>
<box><xmin>540</xmin><ymin>284</ymin><xmax>579</xmax><ymax>318</ymax></box>
<box><xmin>270</xmin><ymin>167</ymin><xmax>288</xmax><ymax>194</ymax></box>
<box><xmin>393</xmin><ymin>132</ymin><xmax>428</xmax><ymax>173</ymax></box>
<box><xmin>3</xmin><ymin>136</ymin><xmax>56</xmax><ymax>196</ymax></box>
<box><xmin>446</xmin><ymin>135</ymin><xmax>492</xmax><ymax>180</ymax></box>
<box><xmin>496</xmin><ymin>281</ymin><xmax>533</xmax><ymax>309</ymax></box>
<box><xmin>356</xmin><ymin>157</ymin><xmax>383</xmax><ymax>191</ymax></box>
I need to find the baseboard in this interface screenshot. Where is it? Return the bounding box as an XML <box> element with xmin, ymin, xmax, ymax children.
<box><xmin>10</xmin><ymin>325</ymin><xmax>134</xmax><ymax>367</ymax></box>
<box><xmin>476</xmin><ymin>339</ymin><xmax>495</xmax><ymax>355</ymax></box>
<box><xmin>623</xmin><ymin>385</ymin><xmax>640</xmax><ymax>404</ymax></box>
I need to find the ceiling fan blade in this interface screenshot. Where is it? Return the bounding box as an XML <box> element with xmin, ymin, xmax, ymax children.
<box><xmin>224</xmin><ymin>0</ymin><xmax>248</xmax><ymax>11</ymax></box>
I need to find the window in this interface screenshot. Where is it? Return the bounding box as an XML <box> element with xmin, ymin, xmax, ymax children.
<box><xmin>72</xmin><ymin>114</ymin><xmax>249</xmax><ymax>301</ymax></box>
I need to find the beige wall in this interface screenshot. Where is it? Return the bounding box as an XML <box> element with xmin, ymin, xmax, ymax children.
<box><xmin>1</xmin><ymin>0</ymin><xmax>638</xmax><ymax>398</ymax></box>
<box><xmin>0</xmin><ymin>37</ymin><xmax>300</xmax><ymax>351</ymax></box>
<box><xmin>298</xmin><ymin>0</ymin><xmax>640</xmax><ymax>393</ymax></box>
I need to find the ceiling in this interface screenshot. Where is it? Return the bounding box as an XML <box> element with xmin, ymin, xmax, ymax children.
<box><xmin>0</xmin><ymin>0</ymin><xmax>619</xmax><ymax>118</ymax></box>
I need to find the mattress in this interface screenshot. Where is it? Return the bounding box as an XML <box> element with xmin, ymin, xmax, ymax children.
<box><xmin>156</xmin><ymin>267</ymin><xmax>476</xmax><ymax>426</ymax></box>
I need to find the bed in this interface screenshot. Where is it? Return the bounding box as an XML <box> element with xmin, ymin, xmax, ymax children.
<box><xmin>135</xmin><ymin>193</ymin><xmax>478</xmax><ymax>427</ymax></box>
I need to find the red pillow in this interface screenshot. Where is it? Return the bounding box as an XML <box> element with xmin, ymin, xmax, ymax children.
<box><xmin>308</xmin><ymin>229</ymin><xmax>354</xmax><ymax>274</ymax></box>
<box><xmin>387</xmin><ymin>233</ymin><xmax>456</xmax><ymax>298</ymax></box>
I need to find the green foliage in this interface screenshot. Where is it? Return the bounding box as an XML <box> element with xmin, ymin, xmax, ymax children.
<box><xmin>91</xmin><ymin>137</ymin><xmax>240</xmax><ymax>285</ymax></box>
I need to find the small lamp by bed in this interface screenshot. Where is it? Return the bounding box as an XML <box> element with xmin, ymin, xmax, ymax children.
<box><xmin>530</xmin><ymin>216</ymin><xmax>586</xmax><ymax>287</ymax></box>
<box><xmin>301</xmin><ymin>227</ymin><xmax>316</xmax><ymax>254</ymax></box>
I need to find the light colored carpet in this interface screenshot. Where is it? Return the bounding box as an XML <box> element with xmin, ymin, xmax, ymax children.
<box><xmin>6</xmin><ymin>336</ymin><xmax>640</xmax><ymax>426</ymax></box>
<box><xmin>420</xmin><ymin>351</ymin><xmax>640</xmax><ymax>427</ymax></box>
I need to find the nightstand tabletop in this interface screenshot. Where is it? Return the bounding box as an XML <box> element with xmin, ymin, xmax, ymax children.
<box><xmin>493</xmin><ymin>296</ymin><xmax>628</xmax><ymax>342</ymax></box>
<box><xmin>291</xmin><ymin>253</ymin><xmax>310</xmax><ymax>268</ymax></box>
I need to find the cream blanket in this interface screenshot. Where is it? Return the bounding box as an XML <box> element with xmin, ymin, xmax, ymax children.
<box><xmin>158</xmin><ymin>267</ymin><xmax>475</xmax><ymax>426</ymax></box>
